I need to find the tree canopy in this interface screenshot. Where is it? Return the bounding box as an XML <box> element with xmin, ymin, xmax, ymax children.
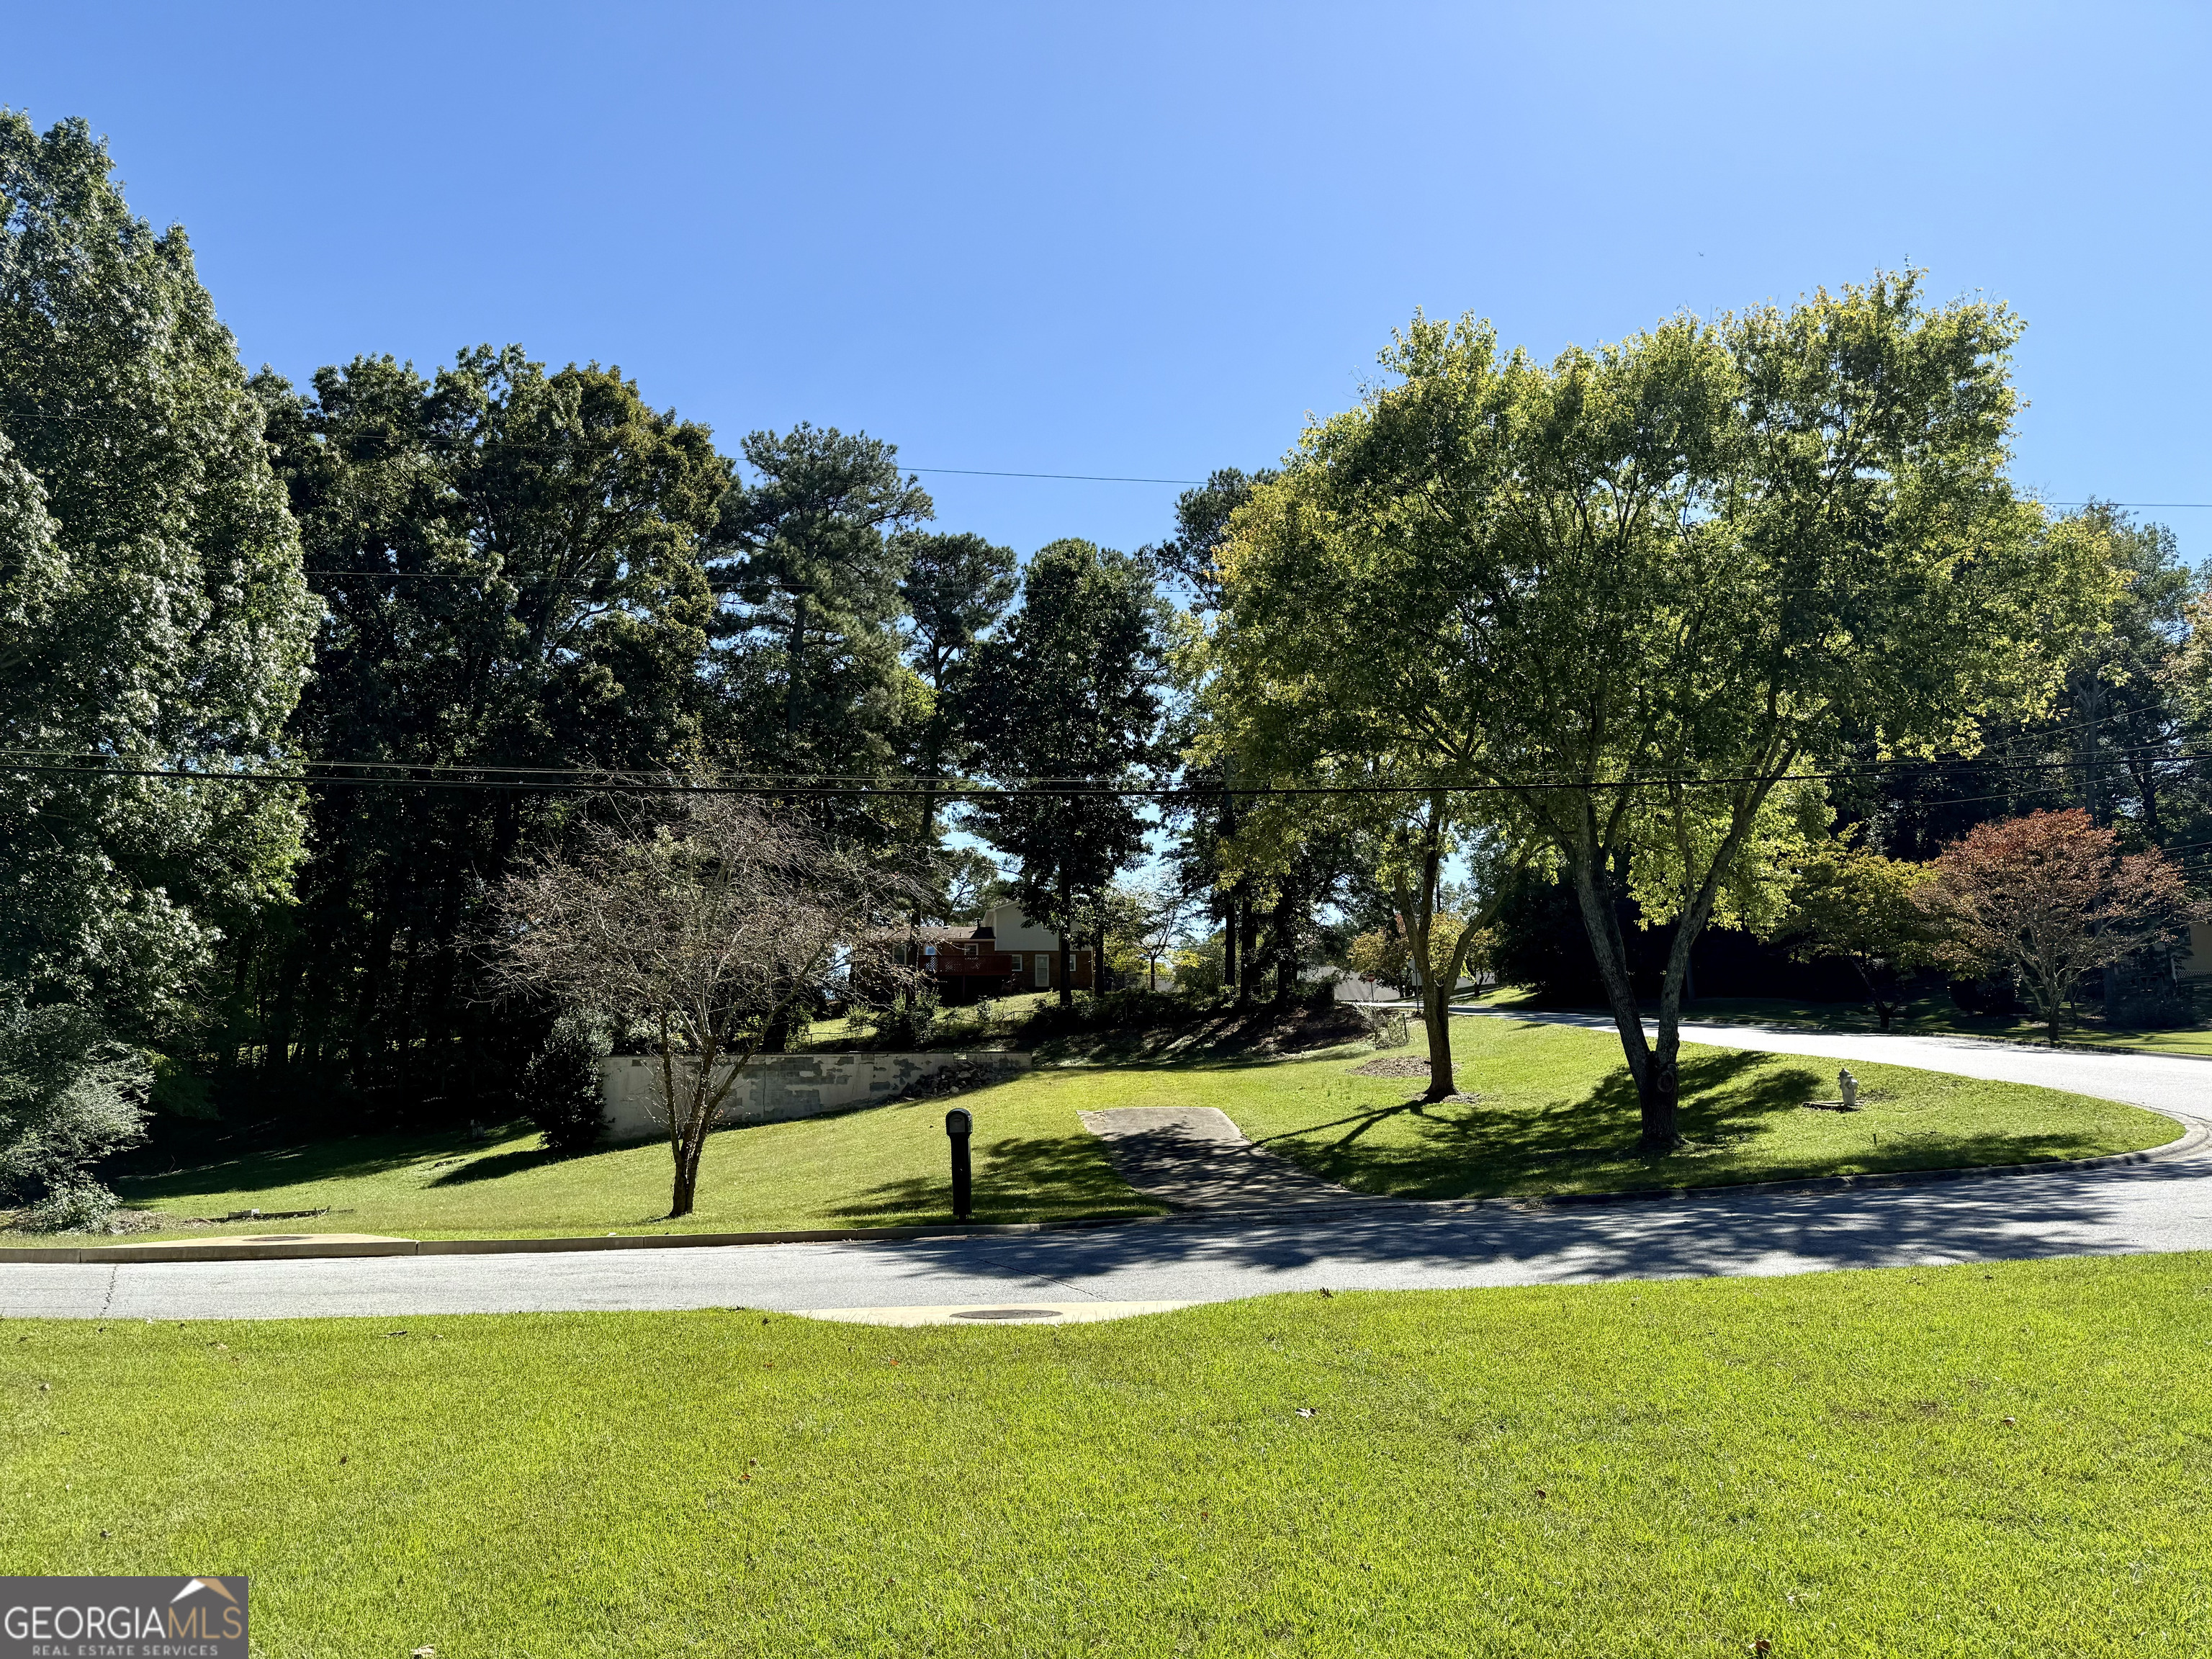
<box><xmin>968</xmin><ymin>539</ymin><xmax>1169</xmax><ymax>1004</ymax></box>
<box><xmin>0</xmin><ymin>113</ymin><xmax>318</xmax><ymax>1033</ymax></box>
<box><xmin>1210</xmin><ymin>273</ymin><xmax>2116</xmax><ymax>1145</ymax></box>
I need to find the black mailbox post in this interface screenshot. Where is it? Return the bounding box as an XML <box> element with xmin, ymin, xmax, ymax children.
<box><xmin>944</xmin><ymin>1106</ymin><xmax>974</xmax><ymax>1220</ymax></box>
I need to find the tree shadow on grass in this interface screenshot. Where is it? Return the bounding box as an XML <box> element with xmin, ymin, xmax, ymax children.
<box><xmin>426</xmin><ymin>1144</ymin><xmax>570</xmax><ymax>1186</ymax></box>
<box><xmin>114</xmin><ymin>1125</ymin><xmax>539</xmax><ymax>1205</ymax></box>
<box><xmin>1244</xmin><ymin>1048</ymin><xmax>2031</xmax><ymax>1201</ymax></box>
<box><xmin>822</xmin><ymin>1133</ymin><xmax>1168</xmax><ymax>1227</ymax></box>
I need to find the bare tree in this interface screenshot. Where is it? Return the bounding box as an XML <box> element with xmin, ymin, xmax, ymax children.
<box><xmin>1925</xmin><ymin>809</ymin><xmax>2203</xmax><ymax>1046</ymax></box>
<box><xmin>490</xmin><ymin>788</ymin><xmax>914</xmax><ymax>1217</ymax></box>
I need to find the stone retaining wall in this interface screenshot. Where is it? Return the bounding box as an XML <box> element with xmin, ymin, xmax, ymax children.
<box><xmin>598</xmin><ymin>1051</ymin><xmax>1030</xmax><ymax>1140</ymax></box>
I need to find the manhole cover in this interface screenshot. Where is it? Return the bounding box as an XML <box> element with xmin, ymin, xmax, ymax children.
<box><xmin>950</xmin><ymin>1307</ymin><xmax>1064</xmax><ymax>1321</ymax></box>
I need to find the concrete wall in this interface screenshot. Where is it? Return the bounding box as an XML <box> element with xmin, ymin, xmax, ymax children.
<box><xmin>598</xmin><ymin>1051</ymin><xmax>1031</xmax><ymax>1141</ymax></box>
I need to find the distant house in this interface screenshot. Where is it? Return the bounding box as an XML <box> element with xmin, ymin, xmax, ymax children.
<box><xmin>2166</xmin><ymin>923</ymin><xmax>2212</xmax><ymax>1009</ymax></box>
<box><xmin>891</xmin><ymin>902</ymin><xmax>1095</xmax><ymax>1003</ymax></box>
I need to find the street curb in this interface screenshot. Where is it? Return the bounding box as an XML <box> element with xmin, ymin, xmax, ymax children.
<box><xmin>4</xmin><ymin>1112</ymin><xmax>2198</xmax><ymax>1266</ymax></box>
<box><xmin>0</xmin><ymin>1211</ymin><xmax>1177</xmax><ymax>1267</ymax></box>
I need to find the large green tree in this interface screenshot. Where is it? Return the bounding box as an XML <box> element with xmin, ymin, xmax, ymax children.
<box><xmin>894</xmin><ymin>529</ymin><xmax>1016</xmax><ymax>912</ymax></box>
<box><xmin>1147</xmin><ymin>466</ymin><xmax>1274</xmax><ymax>612</ymax></box>
<box><xmin>707</xmin><ymin>424</ymin><xmax>932</xmax><ymax>786</ymax></box>
<box><xmin>253</xmin><ymin>346</ymin><xmax>727</xmax><ymax>1107</ymax></box>
<box><xmin>1213</xmin><ymin>273</ymin><xmax>2113</xmax><ymax>1148</ymax></box>
<box><xmin>969</xmin><ymin>540</ymin><xmax>1169</xmax><ymax>1005</ymax></box>
<box><xmin>0</xmin><ymin>114</ymin><xmax>317</xmax><ymax>1035</ymax></box>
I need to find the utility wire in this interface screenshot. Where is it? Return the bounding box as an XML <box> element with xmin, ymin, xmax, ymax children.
<box><xmin>6</xmin><ymin>745</ymin><xmax>2210</xmax><ymax>799</ymax></box>
<box><xmin>3</xmin><ymin>405</ymin><xmax>2203</xmax><ymax>508</ymax></box>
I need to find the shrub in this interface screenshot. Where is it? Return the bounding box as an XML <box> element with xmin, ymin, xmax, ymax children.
<box><xmin>0</xmin><ymin>995</ymin><xmax>150</xmax><ymax>1231</ymax></box>
<box><xmin>1352</xmin><ymin>1004</ymin><xmax>1411</xmax><ymax>1048</ymax></box>
<box><xmin>518</xmin><ymin>1012</ymin><xmax>610</xmax><ymax>1155</ymax></box>
<box><xmin>849</xmin><ymin>988</ymin><xmax>941</xmax><ymax>1050</ymax></box>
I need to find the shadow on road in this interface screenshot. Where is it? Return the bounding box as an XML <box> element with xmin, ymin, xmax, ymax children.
<box><xmin>841</xmin><ymin>1152</ymin><xmax>2210</xmax><ymax>1292</ymax></box>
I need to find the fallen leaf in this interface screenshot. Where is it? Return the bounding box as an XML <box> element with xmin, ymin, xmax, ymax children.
<box><xmin>1534</xmin><ymin>1488</ymin><xmax>1547</xmax><ymax>1499</ymax></box>
<box><xmin>2002</xmin><ymin>1416</ymin><xmax>2016</xmax><ymax>1426</ymax></box>
<box><xmin>413</xmin><ymin>1647</ymin><xmax>436</xmax><ymax>1658</ymax></box>
<box><xmin>1295</xmin><ymin>1408</ymin><xmax>1318</xmax><ymax>1419</ymax></box>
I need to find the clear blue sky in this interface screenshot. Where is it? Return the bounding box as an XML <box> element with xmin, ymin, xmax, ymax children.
<box><xmin>11</xmin><ymin>1</ymin><xmax>2208</xmax><ymax>563</ymax></box>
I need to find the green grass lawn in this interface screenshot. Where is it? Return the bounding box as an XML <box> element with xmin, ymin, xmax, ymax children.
<box><xmin>6</xmin><ymin>1254</ymin><xmax>2210</xmax><ymax>1655</ymax></box>
<box><xmin>102</xmin><ymin>1067</ymin><xmax>1165</xmax><ymax>1241</ymax></box>
<box><xmin>1478</xmin><ymin>984</ymin><xmax>2212</xmax><ymax>1058</ymax></box>
<box><xmin>1218</xmin><ymin>1016</ymin><xmax>2177</xmax><ymax>1200</ymax></box>
<box><xmin>89</xmin><ymin>1017</ymin><xmax>2177</xmax><ymax>1244</ymax></box>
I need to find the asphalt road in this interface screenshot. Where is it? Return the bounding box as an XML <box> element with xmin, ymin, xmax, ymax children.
<box><xmin>5</xmin><ymin>1017</ymin><xmax>2209</xmax><ymax>1322</ymax></box>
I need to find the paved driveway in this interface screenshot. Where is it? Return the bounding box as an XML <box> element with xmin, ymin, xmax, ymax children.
<box><xmin>4</xmin><ymin>1017</ymin><xmax>2208</xmax><ymax>1321</ymax></box>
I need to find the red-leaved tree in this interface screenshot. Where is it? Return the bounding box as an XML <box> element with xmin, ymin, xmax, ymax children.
<box><xmin>1925</xmin><ymin>809</ymin><xmax>2203</xmax><ymax>1046</ymax></box>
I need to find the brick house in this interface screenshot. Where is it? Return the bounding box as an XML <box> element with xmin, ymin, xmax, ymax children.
<box><xmin>892</xmin><ymin>901</ymin><xmax>1094</xmax><ymax>1004</ymax></box>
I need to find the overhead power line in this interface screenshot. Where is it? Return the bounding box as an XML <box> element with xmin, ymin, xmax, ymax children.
<box><xmin>907</xmin><ymin>467</ymin><xmax>1205</xmax><ymax>485</ymax></box>
<box><xmin>4</xmin><ymin>745</ymin><xmax>2209</xmax><ymax>799</ymax></box>
<box><xmin>2</xmin><ymin>405</ymin><xmax>2203</xmax><ymax>508</ymax></box>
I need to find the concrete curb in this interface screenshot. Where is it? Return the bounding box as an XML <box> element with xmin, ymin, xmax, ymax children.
<box><xmin>6</xmin><ymin>1110</ymin><xmax>2198</xmax><ymax>1266</ymax></box>
<box><xmin>0</xmin><ymin>1211</ymin><xmax>1175</xmax><ymax>1266</ymax></box>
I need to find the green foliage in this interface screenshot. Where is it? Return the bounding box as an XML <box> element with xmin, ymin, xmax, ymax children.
<box><xmin>251</xmin><ymin>346</ymin><xmax>729</xmax><ymax>1109</ymax></box>
<box><xmin>1344</xmin><ymin>927</ymin><xmax>1411</xmax><ymax>986</ymax></box>
<box><xmin>1171</xmin><ymin>938</ymin><xmax>1225</xmax><ymax>998</ymax></box>
<box><xmin>1143</xmin><ymin>464</ymin><xmax>1274</xmax><ymax>611</ymax></box>
<box><xmin>968</xmin><ymin>540</ymin><xmax>1169</xmax><ymax>1002</ymax></box>
<box><xmin>1210</xmin><ymin>270</ymin><xmax>2117</xmax><ymax>1142</ymax></box>
<box><xmin>848</xmin><ymin>985</ymin><xmax>942</xmax><ymax>1051</ymax></box>
<box><xmin>0</xmin><ymin>114</ymin><xmax>318</xmax><ymax>1032</ymax></box>
<box><xmin>517</xmin><ymin>1012</ymin><xmax>611</xmax><ymax>1156</ymax></box>
<box><xmin>708</xmin><ymin>422</ymin><xmax>932</xmax><ymax>783</ymax></box>
<box><xmin>892</xmin><ymin>528</ymin><xmax>1017</xmax><ymax>914</ymax></box>
<box><xmin>1780</xmin><ymin>841</ymin><xmax>1945</xmax><ymax>1024</ymax></box>
<box><xmin>0</xmin><ymin>994</ymin><xmax>150</xmax><ymax>1228</ymax></box>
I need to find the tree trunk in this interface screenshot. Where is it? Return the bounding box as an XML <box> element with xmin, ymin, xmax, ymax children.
<box><xmin>1421</xmin><ymin>976</ymin><xmax>1455</xmax><ymax>1096</ymax></box>
<box><xmin>660</xmin><ymin>1021</ymin><xmax>694</xmax><ymax>1218</ymax></box>
<box><xmin>1272</xmin><ymin>886</ymin><xmax>1296</xmax><ymax>1007</ymax></box>
<box><xmin>1567</xmin><ymin>853</ymin><xmax>1671</xmax><ymax>1148</ymax></box>
<box><xmin>1392</xmin><ymin>832</ymin><xmax>1456</xmax><ymax>1101</ymax></box>
<box><xmin>1221</xmin><ymin>891</ymin><xmax>1238</xmax><ymax>995</ymax></box>
<box><xmin>1238</xmin><ymin>896</ymin><xmax>1258</xmax><ymax>1008</ymax></box>
<box><xmin>786</xmin><ymin>591</ymin><xmax>808</xmax><ymax>734</ymax></box>
<box><xmin>905</xmin><ymin>780</ymin><xmax>936</xmax><ymax>1014</ymax></box>
<box><xmin>1057</xmin><ymin>865</ymin><xmax>1074</xmax><ymax>1010</ymax></box>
